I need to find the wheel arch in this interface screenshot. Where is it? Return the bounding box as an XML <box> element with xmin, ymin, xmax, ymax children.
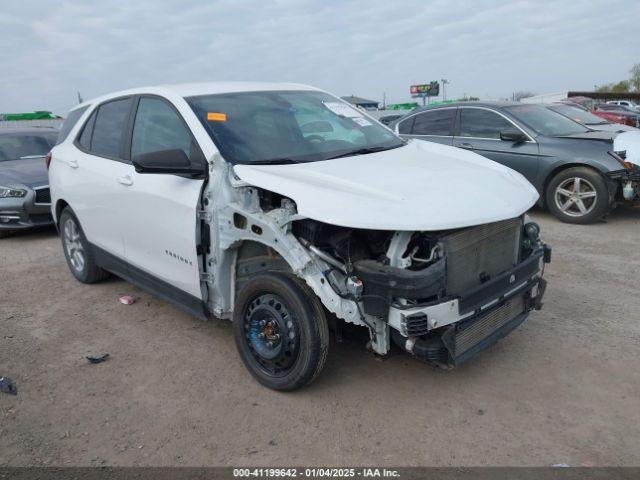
<box><xmin>54</xmin><ymin>199</ymin><xmax>70</xmax><ymax>227</ymax></box>
<box><xmin>234</xmin><ymin>240</ymin><xmax>293</xmax><ymax>296</ymax></box>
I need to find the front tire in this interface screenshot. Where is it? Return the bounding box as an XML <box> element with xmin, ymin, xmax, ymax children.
<box><xmin>546</xmin><ymin>167</ymin><xmax>610</xmax><ymax>224</ymax></box>
<box><xmin>59</xmin><ymin>207</ymin><xmax>110</xmax><ymax>283</ymax></box>
<box><xmin>233</xmin><ymin>273</ymin><xmax>329</xmax><ymax>391</ymax></box>
<box><xmin>0</xmin><ymin>230</ymin><xmax>12</xmax><ymax>239</ymax></box>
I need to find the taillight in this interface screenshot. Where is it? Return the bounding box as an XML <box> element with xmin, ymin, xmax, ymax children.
<box><xmin>44</xmin><ymin>152</ymin><xmax>52</xmax><ymax>170</ymax></box>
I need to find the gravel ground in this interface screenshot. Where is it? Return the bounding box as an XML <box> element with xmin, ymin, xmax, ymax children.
<box><xmin>1</xmin><ymin>207</ymin><xmax>639</xmax><ymax>467</ymax></box>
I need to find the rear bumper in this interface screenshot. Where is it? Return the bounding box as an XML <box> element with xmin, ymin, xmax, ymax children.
<box><xmin>0</xmin><ymin>186</ymin><xmax>53</xmax><ymax>231</ymax></box>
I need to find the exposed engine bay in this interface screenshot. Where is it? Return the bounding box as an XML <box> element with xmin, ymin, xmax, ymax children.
<box><xmin>292</xmin><ymin>216</ymin><xmax>543</xmax><ymax>312</ymax></box>
<box><xmin>288</xmin><ymin>214</ymin><xmax>549</xmax><ymax>366</ymax></box>
<box><xmin>293</xmin><ymin>219</ymin><xmax>447</xmax><ymax>315</ymax></box>
<box><xmin>207</xmin><ymin>177</ymin><xmax>549</xmax><ymax>369</ymax></box>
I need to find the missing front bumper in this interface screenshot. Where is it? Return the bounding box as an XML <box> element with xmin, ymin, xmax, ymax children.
<box><xmin>392</xmin><ymin>278</ymin><xmax>546</xmax><ymax>367</ymax></box>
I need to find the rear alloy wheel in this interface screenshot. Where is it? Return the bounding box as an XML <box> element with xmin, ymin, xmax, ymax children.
<box><xmin>59</xmin><ymin>207</ymin><xmax>110</xmax><ymax>283</ymax></box>
<box><xmin>63</xmin><ymin>217</ymin><xmax>86</xmax><ymax>273</ymax></box>
<box><xmin>546</xmin><ymin>167</ymin><xmax>610</xmax><ymax>224</ymax></box>
<box><xmin>233</xmin><ymin>273</ymin><xmax>329</xmax><ymax>391</ymax></box>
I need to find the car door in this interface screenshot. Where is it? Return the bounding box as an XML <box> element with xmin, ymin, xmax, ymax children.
<box><xmin>70</xmin><ymin>97</ymin><xmax>134</xmax><ymax>260</ymax></box>
<box><xmin>396</xmin><ymin>108</ymin><xmax>456</xmax><ymax>146</ymax></box>
<box><xmin>453</xmin><ymin>107</ymin><xmax>540</xmax><ymax>181</ymax></box>
<box><xmin>119</xmin><ymin>95</ymin><xmax>206</xmax><ymax>300</ymax></box>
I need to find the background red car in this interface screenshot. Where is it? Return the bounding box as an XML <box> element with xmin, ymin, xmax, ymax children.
<box><xmin>565</xmin><ymin>96</ymin><xmax>640</xmax><ymax>128</ymax></box>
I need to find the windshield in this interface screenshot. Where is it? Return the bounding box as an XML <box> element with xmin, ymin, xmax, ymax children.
<box><xmin>504</xmin><ymin>104</ymin><xmax>590</xmax><ymax>136</ymax></box>
<box><xmin>0</xmin><ymin>133</ymin><xmax>57</xmax><ymax>162</ymax></box>
<box><xmin>549</xmin><ymin>104</ymin><xmax>610</xmax><ymax>125</ymax></box>
<box><xmin>187</xmin><ymin>90</ymin><xmax>404</xmax><ymax>164</ymax></box>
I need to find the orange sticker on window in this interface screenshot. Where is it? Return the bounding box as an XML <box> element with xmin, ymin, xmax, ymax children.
<box><xmin>207</xmin><ymin>112</ymin><xmax>227</xmax><ymax>121</ymax></box>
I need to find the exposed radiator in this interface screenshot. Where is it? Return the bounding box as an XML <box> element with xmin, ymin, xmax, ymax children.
<box><xmin>453</xmin><ymin>294</ymin><xmax>525</xmax><ymax>357</ymax></box>
<box><xmin>443</xmin><ymin>218</ymin><xmax>521</xmax><ymax>296</ymax></box>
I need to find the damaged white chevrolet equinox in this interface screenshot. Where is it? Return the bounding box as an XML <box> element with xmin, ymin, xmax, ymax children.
<box><xmin>49</xmin><ymin>82</ymin><xmax>551</xmax><ymax>390</ymax></box>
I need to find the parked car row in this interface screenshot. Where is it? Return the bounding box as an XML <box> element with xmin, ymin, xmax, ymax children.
<box><xmin>390</xmin><ymin>102</ymin><xmax>640</xmax><ymax>223</ymax></box>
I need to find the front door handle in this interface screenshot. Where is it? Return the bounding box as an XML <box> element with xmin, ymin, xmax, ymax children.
<box><xmin>116</xmin><ymin>175</ymin><xmax>133</xmax><ymax>186</ymax></box>
<box><xmin>68</xmin><ymin>159</ymin><xmax>79</xmax><ymax>169</ymax></box>
<box><xmin>456</xmin><ymin>142</ymin><xmax>474</xmax><ymax>150</ymax></box>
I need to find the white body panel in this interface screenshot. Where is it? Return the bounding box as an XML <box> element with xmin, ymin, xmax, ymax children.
<box><xmin>50</xmin><ymin>143</ymin><xmax>128</xmax><ymax>258</ymax></box>
<box><xmin>119</xmin><ymin>168</ymin><xmax>204</xmax><ymax>297</ymax></box>
<box><xmin>234</xmin><ymin>139</ymin><xmax>539</xmax><ymax>231</ymax></box>
<box><xmin>613</xmin><ymin>131</ymin><xmax>640</xmax><ymax>167</ymax></box>
<box><xmin>49</xmin><ymin>87</ymin><xmax>212</xmax><ymax>300</ymax></box>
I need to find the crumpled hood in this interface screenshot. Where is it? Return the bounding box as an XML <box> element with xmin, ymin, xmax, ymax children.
<box><xmin>233</xmin><ymin>140</ymin><xmax>539</xmax><ymax>231</ymax></box>
<box><xmin>0</xmin><ymin>158</ymin><xmax>49</xmax><ymax>188</ymax></box>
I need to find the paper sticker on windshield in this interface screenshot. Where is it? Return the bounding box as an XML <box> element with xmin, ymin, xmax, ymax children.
<box><xmin>323</xmin><ymin>102</ymin><xmax>363</xmax><ymax>118</ymax></box>
<box><xmin>207</xmin><ymin>112</ymin><xmax>227</xmax><ymax>121</ymax></box>
<box><xmin>352</xmin><ymin>117</ymin><xmax>372</xmax><ymax>127</ymax></box>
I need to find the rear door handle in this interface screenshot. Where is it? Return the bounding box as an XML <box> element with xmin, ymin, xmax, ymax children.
<box><xmin>68</xmin><ymin>159</ymin><xmax>79</xmax><ymax>169</ymax></box>
<box><xmin>116</xmin><ymin>175</ymin><xmax>133</xmax><ymax>186</ymax></box>
<box><xmin>456</xmin><ymin>142</ymin><xmax>474</xmax><ymax>150</ymax></box>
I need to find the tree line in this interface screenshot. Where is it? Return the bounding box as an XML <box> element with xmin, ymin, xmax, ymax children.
<box><xmin>595</xmin><ymin>63</ymin><xmax>640</xmax><ymax>93</ymax></box>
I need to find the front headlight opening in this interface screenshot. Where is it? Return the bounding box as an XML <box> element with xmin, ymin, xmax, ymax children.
<box><xmin>521</xmin><ymin>221</ymin><xmax>541</xmax><ymax>251</ymax></box>
<box><xmin>524</xmin><ymin>222</ymin><xmax>540</xmax><ymax>241</ymax></box>
<box><xmin>0</xmin><ymin>186</ymin><xmax>28</xmax><ymax>198</ymax></box>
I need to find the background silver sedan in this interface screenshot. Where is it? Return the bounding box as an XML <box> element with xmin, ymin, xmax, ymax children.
<box><xmin>0</xmin><ymin>127</ymin><xmax>58</xmax><ymax>238</ymax></box>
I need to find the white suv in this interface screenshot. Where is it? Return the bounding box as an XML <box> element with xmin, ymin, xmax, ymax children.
<box><xmin>49</xmin><ymin>82</ymin><xmax>550</xmax><ymax>390</ymax></box>
<box><xmin>606</xmin><ymin>100</ymin><xmax>640</xmax><ymax>111</ymax></box>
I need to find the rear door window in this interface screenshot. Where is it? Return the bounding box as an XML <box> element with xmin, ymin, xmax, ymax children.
<box><xmin>459</xmin><ymin>108</ymin><xmax>518</xmax><ymax>139</ymax></box>
<box><xmin>89</xmin><ymin>98</ymin><xmax>132</xmax><ymax>158</ymax></box>
<box><xmin>411</xmin><ymin>109</ymin><xmax>455</xmax><ymax>136</ymax></box>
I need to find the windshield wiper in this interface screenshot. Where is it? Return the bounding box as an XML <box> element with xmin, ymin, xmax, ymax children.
<box><xmin>246</xmin><ymin>158</ymin><xmax>300</xmax><ymax>165</ymax></box>
<box><xmin>325</xmin><ymin>143</ymin><xmax>403</xmax><ymax>160</ymax></box>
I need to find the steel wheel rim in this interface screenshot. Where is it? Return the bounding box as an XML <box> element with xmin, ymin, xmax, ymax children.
<box><xmin>243</xmin><ymin>293</ymin><xmax>299</xmax><ymax>377</ymax></box>
<box><xmin>554</xmin><ymin>177</ymin><xmax>597</xmax><ymax>217</ymax></box>
<box><xmin>64</xmin><ymin>218</ymin><xmax>85</xmax><ymax>272</ymax></box>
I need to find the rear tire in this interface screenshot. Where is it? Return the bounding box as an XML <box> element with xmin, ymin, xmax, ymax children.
<box><xmin>545</xmin><ymin>167</ymin><xmax>610</xmax><ymax>224</ymax></box>
<box><xmin>59</xmin><ymin>207</ymin><xmax>110</xmax><ymax>283</ymax></box>
<box><xmin>233</xmin><ymin>273</ymin><xmax>329</xmax><ymax>391</ymax></box>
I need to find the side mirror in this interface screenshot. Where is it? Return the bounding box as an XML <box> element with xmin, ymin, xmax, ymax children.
<box><xmin>500</xmin><ymin>131</ymin><xmax>528</xmax><ymax>143</ymax></box>
<box><xmin>132</xmin><ymin>149</ymin><xmax>205</xmax><ymax>176</ymax></box>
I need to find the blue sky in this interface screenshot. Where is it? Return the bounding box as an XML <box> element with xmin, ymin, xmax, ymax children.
<box><xmin>1</xmin><ymin>0</ymin><xmax>639</xmax><ymax>115</ymax></box>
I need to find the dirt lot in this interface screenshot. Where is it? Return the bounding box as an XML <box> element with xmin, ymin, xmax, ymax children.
<box><xmin>1</xmin><ymin>207</ymin><xmax>639</xmax><ymax>467</ymax></box>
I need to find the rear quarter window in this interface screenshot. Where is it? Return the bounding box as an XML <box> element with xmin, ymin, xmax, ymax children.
<box><xmin>56</xmin><ymin>106</ymin><xmax>88</xmax><ymax>145</ymax></box>
<box><xmin>88</xmin><ymin>98</ymin><xmax>132</xmax><ymax>158</ymax></box>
